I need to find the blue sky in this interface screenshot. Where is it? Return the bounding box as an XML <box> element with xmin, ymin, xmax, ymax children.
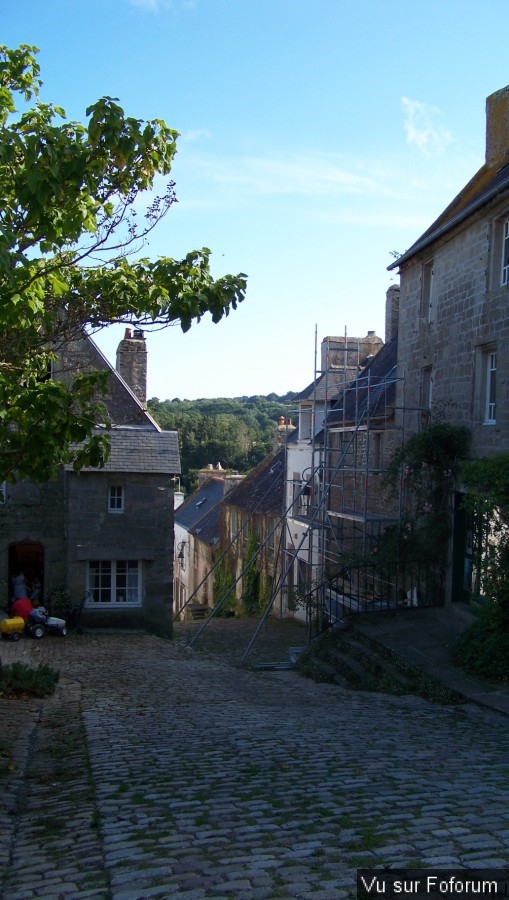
<box><xmin>4</xmin><ymin>0</ymin><xmax>509</xmax><ymax>399</ymax></box>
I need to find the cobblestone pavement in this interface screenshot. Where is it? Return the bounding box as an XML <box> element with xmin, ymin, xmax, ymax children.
<box><xmin>1</xmin><ymin>627</ymin><xmax>509</xmax><ymax>900</ymax></box>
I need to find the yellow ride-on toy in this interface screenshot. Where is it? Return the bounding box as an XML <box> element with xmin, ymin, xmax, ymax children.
<box><xmin>0</xmin><ymin>616</ymin><xmax>25</xmax><ymax>641</ymax></box>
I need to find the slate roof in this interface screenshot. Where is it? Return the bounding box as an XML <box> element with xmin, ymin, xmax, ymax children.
<box><xmin>326</xmin><ymin>338</ymin><xmax>398</xmax><ymax>428</ymax></box>
<box><xmin>70</xmin><ymin>427</ymin><xmax>180</xmax><ymax>474</ymax></box>
<box><xmin>388</xmin><ymin>158</ymin><xmax>509</xmax><ymax>270</ymax></box>
<box><xmin>190</xmin><ymin>504</ymin><xmax>221</xmax><ymax>547</ymax></box>
<box><xmin>295</xmin><ymin>368</ymin><xmax>358</xmax><ymax>404</ymax></box>
<box><xmin>175</xmin><ymin>477</ymin><xmax>227</xmax><ymax>532</ymax></box>
<box><xmin>223</xmin><ymin>449</ymin><xmax>285</xmax><ymax>516</ymax></box>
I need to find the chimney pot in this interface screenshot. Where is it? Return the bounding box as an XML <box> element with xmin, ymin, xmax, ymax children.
<box><xmin>486</xmin><ymin>85</ymin><xmax>509</xmax><ymax>167</ymax></box>
<box><xmin>385</xmin><ymin>284</ymin><xmax>400</xmax><ymax>342</ymax></box>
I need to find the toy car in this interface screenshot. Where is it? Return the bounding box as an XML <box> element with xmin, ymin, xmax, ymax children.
<box><xmin>26</xmin><ymin>611</ymin><xmax>67</xmax><ymax>638</ymax></box>
<box><xmin>0</xmin><ymin>616</ymin><xmax>25</xmax><ymax>641</ymax></box>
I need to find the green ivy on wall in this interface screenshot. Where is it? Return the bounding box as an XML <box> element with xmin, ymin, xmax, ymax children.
<box><xmin>242</xmin><ymin>530</ymin><xmax>262</xmax><ymax>615</ymax></box>
<box><xmin>383</xmin><ymin>423</ymin><xmax>471</xmax><ymax>566</ymax></box>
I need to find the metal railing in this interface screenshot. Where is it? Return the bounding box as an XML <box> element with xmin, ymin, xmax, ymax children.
<box><xmin>306</xmin><ymin>559</ymin><xmax>445</xmax><ymax>640</ymax></box>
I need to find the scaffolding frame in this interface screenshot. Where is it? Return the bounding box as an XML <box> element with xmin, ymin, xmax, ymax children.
<box><xmin>178</xmin><ymin>328</ymin><xmax>435</xmax><ymax>662</ymax></box>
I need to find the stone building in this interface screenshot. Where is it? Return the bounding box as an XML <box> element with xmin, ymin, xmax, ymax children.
<box><xmin>173</xmin><ymin>470</ymin><xmax>243</xmax><ymax>619</ymax></box>
<box><xmin>219</xmin><ymin>448</ymin><xmax>286</xmax><ymax>616</ymax></box>
<box><xmin>324</xmin><ymin>329</ymin><xmax>399</xmax><ymax>560</ymax></box>
<box><xmin>388</xmin><ymin>84</ymin><xmax>509</xmax><ymax>604</ymax></box>
<box><xmin>1</xmin><ymin>330</ymin><xmax>180</xmax><ymax>635</ymax></box>
<box><xmin>282</xmin><ymin>330</ymin><xmax>386</xmax><ymax>619</ymax></box>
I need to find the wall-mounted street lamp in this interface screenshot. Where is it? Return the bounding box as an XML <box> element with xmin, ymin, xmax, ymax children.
<box><xmin>177</xmin><ymin>540</ymin><xmax>187</xmax><ymax>570</ymax></box>
<box><xmin>301</xmin><ymin>483</ymin><xmax>311</xmax><ymax>513</ymax></box>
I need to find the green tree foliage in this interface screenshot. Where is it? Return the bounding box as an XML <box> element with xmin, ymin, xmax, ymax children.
<box><xmin>459</xmin><ymin>454</ymin><xmax>509</xmax><ymax>627</ymax></box>
<box><xmin>0</xmin><ymin>44</ymin><xmax>246</xmax><ymax>483</ymax></box>
<box><xmin>148</xmin><ymin>393</ymin><xmax>297</xmax><ymax>492</ymax></box>
<box><xmin>452</xmin><ymin>454</ymin><xmax>509</xmax><ymax>680</ymax></box>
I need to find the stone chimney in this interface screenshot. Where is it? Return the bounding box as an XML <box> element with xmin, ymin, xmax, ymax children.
<box><xmin>273</xmin><ymin>417</ymin><xmax>296</xmax><ymax>451</ymax></box>
<box><xmin>116</xmin><ymin>328</ymin><xmax>147</xmax><ymax>405</ymax></box>
<box><xmin>385</xmin><ymin>284</ymin><xmax>400</xmax><ymax>342</ymax></box>
<box><xmin>485</xmin><ymin>85</ymin><xmax>509</xmax><ymax>167</ymax></box>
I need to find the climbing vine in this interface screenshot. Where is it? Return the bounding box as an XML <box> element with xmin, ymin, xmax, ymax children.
<box><xmin>242</xmin><ymin>530</ymin><xmax>262</xmax><ymax>615</ymax></box>
<box><xmin>383</xmin><ymin>423</ymin><xmax>471</xmax><ymax>565</ymax></box>
<box><xmin>212</xmin><ymin>556</ymin><xmax>236</xmax><ymax>614</ymax></box>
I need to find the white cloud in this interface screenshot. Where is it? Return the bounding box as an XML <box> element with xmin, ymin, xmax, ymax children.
<box><xmin>401</xmin><ymin>97</ymin><xmax>453</xmax><ymax>157</ymax></box>
<box><xmin>181</xmin><ymin>128</ymin><xmax>212</xmax><ymax>143</ymax></box>
<box><xmin>179</xmin><ymin>152</ymin><xmax>380</xmax><ymax>199</ymax></box>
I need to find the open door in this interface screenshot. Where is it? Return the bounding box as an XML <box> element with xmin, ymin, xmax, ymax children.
<box><xmin>8</xmin><ymin>542</ymin><xmax>45</xmax><ymax>603</ymax></box>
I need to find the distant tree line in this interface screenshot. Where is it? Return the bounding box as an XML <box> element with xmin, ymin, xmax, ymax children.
<box><xmin>148</xmin><ymin>393</ymin><xmax>298</xmax><ymax>493</ymax></box>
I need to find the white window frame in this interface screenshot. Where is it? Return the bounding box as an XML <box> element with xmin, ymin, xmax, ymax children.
<box><xmin>108</xmin><ymin>485</ymin><xmax>124</xmax><ymax>513</ymax></box>
<box><xmin>502</xmin><ymin>219</ymin><xmax>509</xmax><ymax>286</ymax></box>
<box><xmin>87</xmin><ymin>559</ymin><xmax>142</xmax><ymax>606</ymax></box>
<box><xmin>485</xmin><ymin>351</ymin><xmax>497</xmax><ymax>424</ymax></box>
<box><xmin>299</xmin><ymin>405</ymin><xmax>312</xmax><ymax>441</ymax></box>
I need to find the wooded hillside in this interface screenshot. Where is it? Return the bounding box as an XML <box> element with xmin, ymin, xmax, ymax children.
<box><xmin>148</xmin><ymin>393</ymin><xmax>298</xmax><ymax>493</ymax></box>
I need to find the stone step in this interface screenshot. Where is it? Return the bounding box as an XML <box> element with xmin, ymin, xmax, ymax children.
<box><xmin>298</xmin><ymin>627</ymin><xmax>415</xmax><ymax>693</ymax></box>
<box><xmin>329</xmin><ymin>634</ymin><xmax>415</xmax><ymax>686</ymax></box>
<box><xmin>189</xmin><ymin>606</ymin><xmax>209</xmax><ymax>621</ymax></box>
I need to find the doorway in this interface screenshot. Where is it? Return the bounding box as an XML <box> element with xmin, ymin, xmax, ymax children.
<box><xmin>8</xmin><ymin>542</ymin><xmax>45</xmax><ymax>603</ymax></box>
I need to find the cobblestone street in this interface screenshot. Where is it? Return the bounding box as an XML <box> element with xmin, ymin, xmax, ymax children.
<box><xmin>1</xmin><ymin>628</ymin><xmax>508</xmax><ymax>899</ymax></box>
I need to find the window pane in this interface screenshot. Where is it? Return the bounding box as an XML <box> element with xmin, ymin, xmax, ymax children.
<box><xmin>109</xmin><ymin>486</ymin><xmax>123</xmax><ymax>511</ymax></box>
<box><xmin>88</xmin><ymin>560</ymin><xmax>139</xmax><ymax>604</ymax></box>
<box><xmin>89</xmin><ymin>560</ymin><xmax>112</xmax><ymax>603</ymax></box>
<box><xmin>126</xmin><ymin>560</ymin><xmax>139</xmax><ymax>602</ymax></box>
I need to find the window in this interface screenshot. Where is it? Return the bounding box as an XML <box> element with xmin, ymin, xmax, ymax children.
<box><xmin>108</xmin><ymin>485</ymin><xmax>124</xmax><ymax>513</ymax></box>
<box><xmin>490</xmin><ymin>215</ymin><xmax>509</xmax><ymax>287</ymax></box>
<box><xmin>485</xmin><ymin>351</ymin><xmax>497</xmax><ymax>423</ymax></box>
<box><xmin>372</xmin><ymin>433</ymin><xmax>382</xmax><ymax>471</ymax></box>
<box><xmin>502</xmin><ymin>219</ymin><xmax>509</xmax><ymax>286</ymax></box>
<box><xmin>297</xmin><ymin>559</ymin><xmax>311</xmax><ymax>598</ymax></box>
<box><xmin>267</xmin><ymin>525</ymin><xmax>275</xmax><ymax>558</ymax></box>
<box><xmin>421</xmin><ymin>366</ymin><xmax>434</xmax><ymax>411</ymax></box>
<box><xmin>88</xmin><ymin>560</ymin><xmax>141</xmax><ymax>605</ymax></box>
<box><xmin>292</xmin><ymin>474</ymin><xmax>310</xmax><ymax>517</ymax></box>
<box><xmin>421</xmin><ymin>259</ymin><xmax>434</xmax><ymax>322</ymax></box>
<box><xmin>299</xmin><ymin>406</ymin><xmax>312</xmax><ymax>440</ymax></box>
<box><xmin>291</xmin><ymin>473</ymin><xmax>300</xmax><ymax>515</ymax></box>
<box><xmin>0</xmin><ymin>481</ymin><xmax>6</xmax><ymax>504</ymax></box>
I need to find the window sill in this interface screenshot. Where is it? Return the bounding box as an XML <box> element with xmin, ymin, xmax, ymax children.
<box><xmin>86</xmin><ymin>601</ymin><xmax>142</xmax><ymax>608</ymax></box>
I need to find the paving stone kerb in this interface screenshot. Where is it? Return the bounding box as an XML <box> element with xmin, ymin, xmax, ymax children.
<box><xmin>1</xmin><ymin>631</ymin><xmax>509</xmax><ymax>900</ymax></box>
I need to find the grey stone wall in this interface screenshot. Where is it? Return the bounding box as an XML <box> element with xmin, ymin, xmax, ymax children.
<box><xmin>0</xmin><ymin>473</ymin><xmax>67</xmax><ymax>603</ymax></box>
<box><xmin>57</xmin><ymin>334</ymin><xmax>149</xmax><ymax>427</ymax></box>
<box><xmin>326</xmin><ymin>425</ymin><xmax>401</xmax><ymax>559</ymax></box>
<box><xmin>397</xmin><ymin>199</ymin><xmax>509</xmax><ymax>459</ymax></box>
<box><xmin>66</xmin><ymin>471</ymin><xmax>174</xmax><ymax>635</ymax></box>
